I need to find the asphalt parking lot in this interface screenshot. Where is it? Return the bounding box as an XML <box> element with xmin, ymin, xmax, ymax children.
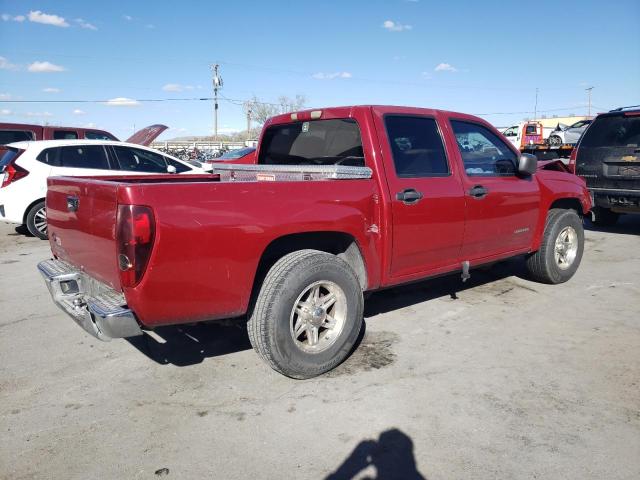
<box><xmin>0</xmin><ymin>218</ymin><xmax>639</xmax><ymax>480</ymax></box>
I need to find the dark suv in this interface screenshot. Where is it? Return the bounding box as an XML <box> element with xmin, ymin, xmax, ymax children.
<box><xmin>571</xmin><ymin>107</ymin><xmax>640</xmax><ymax>225</ymax></box>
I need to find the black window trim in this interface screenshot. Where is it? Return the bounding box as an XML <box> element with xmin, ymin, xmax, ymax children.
<box><xmin>449</xmin><ymin>118</ymin><xmax>520</xmax><ymax>178</ymax></box>
<box><xmin>383</xmin><ymin>113</ymin><xmax>451</xmax><ymax>178</ymax></box>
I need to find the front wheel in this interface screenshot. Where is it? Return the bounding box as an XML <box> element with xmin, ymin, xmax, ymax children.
<box><xmin>26</xmin><ymin>201</ymin><xmax>48</xmax><ymax>240</ymax></box>
<box><xmin>248</xmin><ymin>249</ymin><xmax>364</xmax><ymax>379</ymax></box>
<box><xmin>548</xmin><ymin>135</ymin><xmax>562</xmax><ymax>147</ymax></box>
<box><xmin>526</xmin><ymin>209</ymin><xmax>584</xmax><ymax>284</ymax></box>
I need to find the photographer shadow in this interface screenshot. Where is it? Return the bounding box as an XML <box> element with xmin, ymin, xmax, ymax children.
<box><xmin>326</xmin><ymin>428</ymin><xmax>426</xmax><ymax>480</ymax></box>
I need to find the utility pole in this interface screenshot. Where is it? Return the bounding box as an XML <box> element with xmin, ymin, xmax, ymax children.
<box><xmin>586</xmin><ymin>86</ymin><xmax>594</xmax><ymax>117</ymax></box>
<box><xmin>534</xmin><ymin>87</ymin><xmax>539</xmax><ymax>120</ymax></box>
<box><xmin>211</xmin><ymin>64</ymin><xmax>223</xmax><ymax>140</ymax></box>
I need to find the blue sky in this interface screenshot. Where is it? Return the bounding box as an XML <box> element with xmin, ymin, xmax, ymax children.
<box><xmin>1</xmin><ymin>0</ymin><xmax>639</xmax><ymax>140</ymax></box>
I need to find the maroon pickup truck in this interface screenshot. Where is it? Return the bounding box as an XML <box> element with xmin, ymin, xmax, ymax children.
<box><xmin>39</xmin><ymin>106</ymin><xmax>591</xmax><ymax>378</ymax></box>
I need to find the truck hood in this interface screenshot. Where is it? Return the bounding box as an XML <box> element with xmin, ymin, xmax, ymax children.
<box><xmin>125</xmin><ymin>124</ymin><xmax>168</xmax><ymax>146</ymax></box>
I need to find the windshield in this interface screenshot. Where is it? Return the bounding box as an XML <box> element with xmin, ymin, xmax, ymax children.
<box><xmin>580</xmin><ymin>115</ymin><xmax>640</xmax><ymax>148</ymax></box>
<box><xmin>219</xmin><ymin>147</ymin><xmax>255</xmax><ymax>159</ymax></box>
<box><xmin>569</xmin><ymin>120</ymin><xmax>590</xmax><ymax>129</ymax></box>
<box><xmin>258</xmin><ymin>118</ymin><xmax>364</xmax><ymax>166</ymax></box>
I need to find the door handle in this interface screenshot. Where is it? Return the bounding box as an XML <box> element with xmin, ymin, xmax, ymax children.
<box><xmin>468</xmin><ymin>185</ymin><xmax>489</xmax><ymax>199</ymax></box>
<box><xmin>396</xmin><ymin>188</ymin><xmax>424</xmax><ymax>205</ymax></box>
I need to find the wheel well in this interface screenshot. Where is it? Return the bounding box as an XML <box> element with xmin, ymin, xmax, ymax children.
<box><xmin>253</xmin><ymin>232</ymin><xmax>368</xmax><ymax>295</ymax></box>
<box><xmin>549</xmin><ymin>198</ymin><xmax>583</xmax><ymax>216</ymax></box>
<box><xmin>23</xmin><ymin>197</ymin><xmax>45</xmax><ymax>224</ymax></box>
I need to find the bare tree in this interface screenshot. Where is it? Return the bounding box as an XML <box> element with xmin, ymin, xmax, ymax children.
<box><xmin>246</xmin><ymin>94</ymin><xmax>307</xmax><ymax>126</ymax></box>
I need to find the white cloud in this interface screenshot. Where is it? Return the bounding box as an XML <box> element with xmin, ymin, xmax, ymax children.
<box><xmin>162</xmin><ymin>83</ymin><xmax>196</xmax><ymax>92</ymax></box>
<box><xmin>0</xmin><ymin>56</ymin><xmax>19</xmax><ymax>70</ymax></box>
<box><xmin>421</xmin><ymin>71</ymin><xmax>432</xmax><ymax>80</ymax></box>
<box><xmin>312</xmin><ymin>71</ymin><xmax>352</xmax><ymax>80</ymax></box>
<box><xmin>382</xmin><ymin>20</ymin><xmax>412</xmax><ymax>32</ymax></box>
<box><xmin>0</xmin><ymin>109</ymin><xmax>12</xmax><ymax>116</ymax></box>
<box><xmin>123</xmin><ymin>15</ymin><xmax>132</xmax><ymax>21</ymax></box>
<box><xmin>27</xmin><ymin>61</ymin><xmax>66</xmax><ymax>73</ymax></box>
<box><xmin>72</xmin><ymin>109</ymin><xmax>85</xmax><ymax>115</ymax></box>
<box><xmin>0</xmin><ymin>93</ymin><xmax>11</xmax><ymax>100</ymax></box>
<box><xmin>434</xmin><ymin>63</ymin><xmax>457</xmax><ymax>72</ymax></box>
<box><xmin>2</xmin><ymin>13</ymin><xmax>25</xmax><ymax>22</ymax></box>
<box><xmin>145</xmin><ymin>24</ymin><xmax>155</xmax><ymax>29</ymax></box>
<box><xmin>25</xmin><ymin>111</ymin><xmax>53</xmax><ymax>117</ymax></box>
<box><xmin>42</xmin><ymin>87</ymin><xmax>61</xmax><ymax>93</ymax></box>
<box><xmin>83</xmin><ymin>122</ymin><xmax>97</xmax><ymax>128</ymax></box>
<box><xmin>28</xmin><ymin>10</ymin><xmax>69</xmax><ymax>27</ymax></box>
<box><xmin>104</xmin><ymin>97</ymin><xmax>140</xmax><ymax>107</ymax></box>
<box><xmin>75</xmin><ymin>18</ymin><xmax>97</xmax><ymax>30</ymax></box>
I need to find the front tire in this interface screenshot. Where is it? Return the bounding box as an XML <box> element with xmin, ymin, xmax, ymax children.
<box><xmin>248</xmin><ymin>249</ymin><xmax>364</xmax><ymax>379</ymax></box>
<box><xmin>548</xmin><ymin>135</ymin><xmax>562</xmax><ymax>147</ymax></box>
<box><xmin>526</xmin><ymin>209</ymin><xmax>584</xmax><ymax>284</ymax></box>
<box><xmin>26</xmin><ymin>201</ymin><xmax>48</xmax><ymax>240</ymax></box>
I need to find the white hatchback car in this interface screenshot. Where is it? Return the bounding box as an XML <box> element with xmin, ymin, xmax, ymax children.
<box><xmin>0</xmin><ymin>140</ymin><xmax>203</xmax><ymax>239</ymax></box>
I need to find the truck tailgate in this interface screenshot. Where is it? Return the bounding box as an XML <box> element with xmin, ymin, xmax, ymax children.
<box><xmin>46</xmin><ymin>177</ymin><xmax>121</xmax><ymax>289</ymax></box>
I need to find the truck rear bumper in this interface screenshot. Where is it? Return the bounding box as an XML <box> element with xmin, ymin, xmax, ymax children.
<box><xmin>37</xmin><ymin>259</ymin><xmax>143</xmax><ymax>341</ymax></box>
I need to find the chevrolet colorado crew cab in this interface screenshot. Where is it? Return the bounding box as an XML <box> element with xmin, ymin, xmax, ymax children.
<box><xmin>39</xmin><ymin>106</ymin><xmax>591</xmax><ymax>378</ymax></box>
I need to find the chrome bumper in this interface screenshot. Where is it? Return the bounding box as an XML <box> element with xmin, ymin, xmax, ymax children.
<box><xmin>37</xmin><ymin>259</ymin><xmax>143</xmax><ymax>341</ymax></box>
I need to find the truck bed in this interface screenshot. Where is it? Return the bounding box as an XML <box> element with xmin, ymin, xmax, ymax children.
<box><xmin>46</xmin><ymin>167</ymin><xmax>380</xmax><ymax>327</ymax></box>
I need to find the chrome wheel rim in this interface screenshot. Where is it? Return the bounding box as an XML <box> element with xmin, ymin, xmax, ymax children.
<box><xmin>554</xmin><ymin>226</ymin><xmax>578</xmax><ymax>270</ymax></box>
<box><xmin>290</xmin><ymin>280</ymin><xmax>347</xmax><ymax>353</ymax></box>
<box><xmin>33</xmin><ymin>207</ymin><xmax>47</xmax><ymax>235</ymax></box>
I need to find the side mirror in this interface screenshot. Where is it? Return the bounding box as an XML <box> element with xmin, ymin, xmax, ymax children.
<box><xmin>167</xmin><ymin>165</ymin><xmax>177</xmax><ymax>174</ymax></box>
<box><xmin>518</xmin><ymin>153</ymin><xmax>537</xmax><ymax>176</ymax></box>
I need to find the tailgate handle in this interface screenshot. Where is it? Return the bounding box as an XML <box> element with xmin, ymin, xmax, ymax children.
<box><xmin>66</xmin><ymin>196</ymin><xmax>79</xmax><ymax>212</ymax></box>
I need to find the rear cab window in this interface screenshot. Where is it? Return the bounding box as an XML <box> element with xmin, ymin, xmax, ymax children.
<box><xmin>84</xmin><ymin>131</ymin><xmax>118</xmax><ymax>141</ymax></box>
<box><xmin>450</xmin><ymin>120</ymin><xmax>517</xmax><ymax>176</ymax></box>
<box><xmin>53</xmin><ymin>130</ymin><xmax>79</xmax><ymax>140</ymax></box>
<box><xmin>258</xmin><ymin>118</ymin><xmax>364</xmax><ymax>167</ymax></box>
<box><xmin>384</xmin><ymin>115</ymin><xmax>449</xmax><ymax>177</ymax></box>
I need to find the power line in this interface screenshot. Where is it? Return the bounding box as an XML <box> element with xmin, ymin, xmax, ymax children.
<box><xmin>0</xmin><ymin>97</ymin><xmax>213</xmax><ymax>103</ymax></box>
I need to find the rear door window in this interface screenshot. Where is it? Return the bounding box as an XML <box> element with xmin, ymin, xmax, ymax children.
<box><xmin>113</xmin><ymin>146</ymin><xmax>168</xmax><ymax>173</ymax></box>
<box><xmin>580</xmin><ymin>115</ymin><xmax>640</xmax><ymax>148</ymax></box>
<box><xmin>384</xmin><ymin>115</ymin><xmax>449</xmax><ymax>177</ymax></box>
<box><xmin>450</xmin><ymin>120</ymin><xmax>517</xmax><ymax>176</ymax></box>
<box><xmin>0</xmin><ymin>130</ymin><xmax>36</xmax><ymax>145</ymax></box>
<box><xmin>258</xmin><ymin>118</ymin><xmax>364</xmax><ymax>166</ymax></box>
<box><xmin>53</xmin><ymin>130</ymin><xmax>79</xmax><ymax>140</ymax></box>
<box><xmin>58</xmin><ymin>145</ymin><xmax>110</xmax><ymax>169</ymax></box>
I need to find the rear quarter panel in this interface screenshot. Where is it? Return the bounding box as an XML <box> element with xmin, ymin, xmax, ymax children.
<box><xmin>120</xmin><ymin>178</ymin><xmax>381</xmax><ymax>327</ymax></box>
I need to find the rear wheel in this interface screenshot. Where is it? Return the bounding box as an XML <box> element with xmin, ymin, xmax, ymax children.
<box><xmin>526</xmin><ymin>209</ymin><xmax>584</xmax><ymax>284</ymax></box>
<box><xmin>591</xmin><ymin>207</ymin><xmax>619</xmax><ymax>226</ymax></box>
<box><xmin>248</xmin><ymin>249</ymin><xmax>363</xmax><ymax>379</ymax></box>
<box><xmin>25</xmin><ymin>201</ymin><xmax>48</xmax><ymax>240</ymax></box>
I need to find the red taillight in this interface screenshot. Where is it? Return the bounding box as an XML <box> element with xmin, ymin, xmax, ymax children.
<box><xmin>567</xmin><ymin>148</ymin><xmax>577</xmax><ymax>174</ymax></box>
<box><xmin>1</xmin><ymin>151</ymin><xmax>28</xmax><ymax>188</ymax></box>
<box><xmin>116</xmin><ymin>205</ymin><xmax>155</xmax><ymax>288</ymax></box>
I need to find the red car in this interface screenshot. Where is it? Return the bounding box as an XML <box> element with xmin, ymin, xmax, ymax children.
<box><xmin>0</xmin><ymin>123</ymin><xmax>167</xmax><ymax>156</ymax></box>
<box><xmin>39</xmin><ymin>105</ymin><xmax>590</xmax><ymax>378</ymax></box>
<box><xmin>206</xmin><ymin>146</ymin><xmax>256</xmax><ymax>166</ymax></box>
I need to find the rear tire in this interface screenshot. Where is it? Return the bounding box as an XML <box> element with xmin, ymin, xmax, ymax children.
<box><xmin>248</xmin><ymin>249</ymin><xmax>363</xmax><ymax>379</ymax></box>
<box><xmin>526</xmin><ymin>209</ymin><xmax>584</xmax><ymax>284</ymax></box>
<box><xmin>25</xmin><ymin>201</ymin><xmax>48</xmax><ymax>240</ymax></box>
<box><xmin>591</xmin><ymin>207</ymin><xmax>619</xmax><ymax>226</ymax></box>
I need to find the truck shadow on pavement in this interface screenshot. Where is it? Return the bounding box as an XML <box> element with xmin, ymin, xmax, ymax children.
<box><xmin>584</xmin><ymin>215</ymin><xmax>640</xmax><ymax>236</ymax></box>
<box><xmin>364</xmin><ymin>257</ymin><xmax>527</xmax><ymax>318</ymax></box>
<box><xmin>126</xmin><ymin>259</ymin><xmax>533</xmax><ymax>367</ymax></box>
<box><xmin>126</xmin><ymin>319</ymin><xmax>252</xmax><ymax>367</ymax></box>
<box><xmin>325</xmin><ymin>428</ymin><xmax>426</xmax><ymax>480</ymax></box>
